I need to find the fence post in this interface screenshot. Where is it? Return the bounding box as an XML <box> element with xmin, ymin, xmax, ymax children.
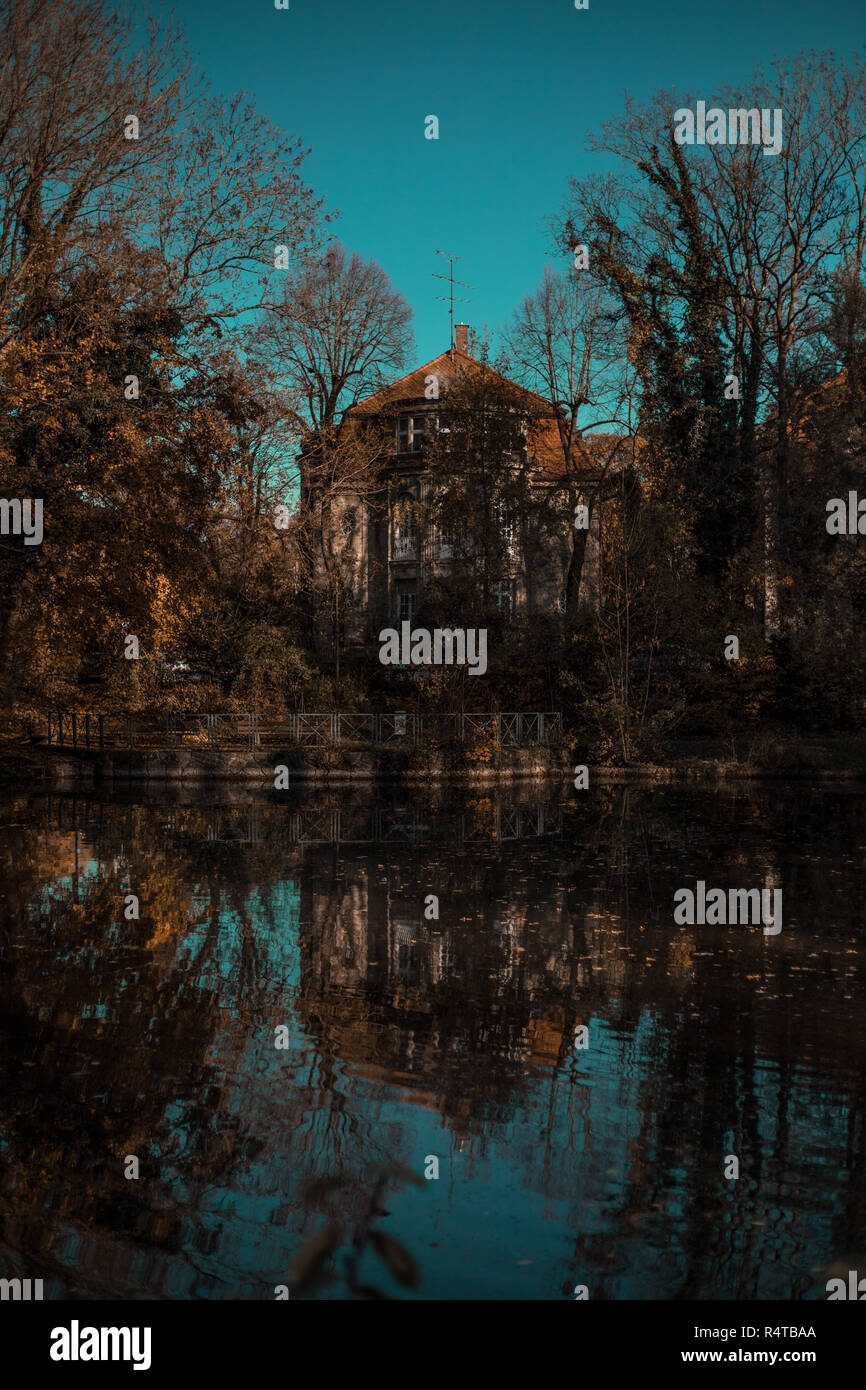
<box><xmin>71</xmin><ymin>713</ymin><xmax>77</xmax><ymax>748</ymax></box>
<box><xmin>99</xmin><ymin>715</ymin><xmax>104</xmax><ymax>751</ymax></box>
<box><xmin>85</xmin><ymin>714</ymin><xmax>90</xmax><ymax>749</ymax></box>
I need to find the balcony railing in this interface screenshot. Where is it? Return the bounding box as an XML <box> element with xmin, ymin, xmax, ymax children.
<box><xmin>392</xmin><ymin>535</ymin><xmax>417</xmax><ymax>559</ymax></box>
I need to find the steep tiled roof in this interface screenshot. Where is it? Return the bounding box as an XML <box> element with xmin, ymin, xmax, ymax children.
<box><xmin>342</xmin><ymin>346</ymin><xmax>639</xmax><ymax>480</ymax></box>
<box><xmin>344</xmin><ymin>347</ymin><xmax>557</xmax><ymax>418</ymax></box>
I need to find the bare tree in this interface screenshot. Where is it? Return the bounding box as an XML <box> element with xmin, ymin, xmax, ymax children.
<box><xmin>697</xmin><ymin>58</ymin><xmax>849</xmax><ymax>633</ymax></box>
<box><xmin>258</xmin><ymin>240</ymin><xmax>414</xmax><ymax>432</ymax></box>
<box><xmin>0</xmin><ymin>0</ymin><xmax>324</xmax><ymax>349</ymax></box>
<box><xmin>254</xmin><ymin>241</ymin><xmax>413</xmax><ymax>674</ymax></box>
<box><xmin>558</xmin><ymin>53</ymin><xmax>866</xmax><ymax>636</ymax></box>
<box><xmin>503</xmin><ymin>266</ymin><xmax>637</xmax><ymax>611</ymax></box>
<box><xmin>0</xmin><ymin>0</ymin><xmax>327</xmax><ymax>701</ymax></box>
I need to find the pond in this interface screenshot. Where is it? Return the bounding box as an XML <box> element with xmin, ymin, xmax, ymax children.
<box><xmin>1</xmin><ymin>780</ymin><xmax>864</xmax><ymax>1300</ymax></box>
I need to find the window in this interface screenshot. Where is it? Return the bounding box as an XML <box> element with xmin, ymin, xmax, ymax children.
<box><xmin>397</xmin><ymin>590</ymin><xmax>416</xmax><ymax>625</ymax></box>
<box><xmin>396</xmin><ymin>413</ymin><xmax>433</xmax><ymax>453</ymax></box>
<box><xmin>395</xmin><ymin>922</ymin><xmax>415</xmax><ymax>978</ymax></box>
<box><xmin>436</xmin><ymin>518</ymin><xmax>464</xmax><ymax>560</ymax></box>
<box><xmin>439</xmin><ymin>528</ymin><xmax>455</xmax><ymax>561</ymax></box>
<box><xmin>495</xmin><ymin>501</ymin><xmax>517</xmax><ymax>558</ymax></box>
<box><xmin>493</xmin><ymin>579</ymin><xmax>516</xmax><ymax>616</ymax></box>
<box><xmin>393</xmin><ymin>498</ymin><xmax>417</xmax><ymax>559</ymax></box>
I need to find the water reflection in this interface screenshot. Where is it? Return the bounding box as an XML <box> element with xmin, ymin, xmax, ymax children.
<box><xmin>1</xmin><ymin>782</ymin><xmax>865</xmax><ymax>1300</ymax></box>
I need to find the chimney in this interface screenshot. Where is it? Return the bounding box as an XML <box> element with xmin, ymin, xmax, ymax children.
<box><xmin>454</xmin><ymin>322</ymin><xmax>469</xmax><ymax>355</ymax></box>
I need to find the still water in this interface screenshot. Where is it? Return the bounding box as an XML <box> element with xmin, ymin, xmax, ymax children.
<box><xmin>1</xmin><ymin>781</ymin><xmax>865</xmax><ymax>1300</ymax></box>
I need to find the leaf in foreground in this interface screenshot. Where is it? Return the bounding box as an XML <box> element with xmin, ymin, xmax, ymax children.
<box><xmin>288</xmin><ymin>1222</ymin><xmax>343</xmax><ymax>1295</ymax></box>
<box><xmin>368</xmin><ymin>1230</ymin><xmax>420</xmax><ymax>1289</ymax></box>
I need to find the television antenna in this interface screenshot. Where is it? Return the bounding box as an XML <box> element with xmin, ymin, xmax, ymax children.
<box><xmin>432</xmin><ymin>249</ymin><xmax>473</xmax><ymax>354</ymax></box>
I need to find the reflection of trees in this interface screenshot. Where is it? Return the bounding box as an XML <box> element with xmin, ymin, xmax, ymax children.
<box><xmin>0</xmin><ymin>783</ymin><xmax>865</xmax><ymax>1298</ymax></box>
<box><xmin>295</xmin><ymin>783</ymin><xmax>866</xmax><ymax>1295</ymax></box>
<box><xmin>0</xmin><ymin>797</ymin><xmax>299</xmax><ymax>1296</ymax></box>
<box><xmin>554</xmin><ymin>785</ymin><xmax>866</xmax><ymax>1298</ymax></box>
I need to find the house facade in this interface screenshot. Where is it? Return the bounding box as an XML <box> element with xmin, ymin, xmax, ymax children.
<box><xmin>313</xmin><ymin>325</ymin><xmax>602</xmax><ymax>659</ymax></box>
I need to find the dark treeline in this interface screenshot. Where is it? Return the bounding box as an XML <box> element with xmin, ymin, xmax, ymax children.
<box><xmin>502</xmin><ymin>52</ymin><xmax>866</xmax><ymax>761</ymax></box>
<box><xmin>0</xmin><ymin>4</ymin><xmax>864</xmax><ymax>762</ymax></box>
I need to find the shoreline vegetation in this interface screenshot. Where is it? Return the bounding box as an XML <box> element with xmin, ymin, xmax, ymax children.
<box><xmin>4</xmin><ymin>728</ymin><xmax>866</xmax><ymax>787</ymax></box>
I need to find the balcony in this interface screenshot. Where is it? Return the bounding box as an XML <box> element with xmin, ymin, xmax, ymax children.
<box><xmin>392</xmin><ymin>533</ymin><xmax>417</xmax><ymax>561</ymax></box>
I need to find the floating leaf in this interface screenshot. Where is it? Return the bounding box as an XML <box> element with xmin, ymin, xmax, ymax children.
<box><xmin>368</xmin><ymin>1230</ymin><xmax>419</xmax><ymax>1289</ymax></box>
<box><xmin>288</xmin><ymin>1222</ymin><xmax>343</xmax><ymax>1295</ymax></box>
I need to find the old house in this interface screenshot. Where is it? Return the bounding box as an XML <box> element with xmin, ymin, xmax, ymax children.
<box><xmin>308</xmin><ymin>324</ymin><xmax>605</xmax><ymax>662</ymax></box>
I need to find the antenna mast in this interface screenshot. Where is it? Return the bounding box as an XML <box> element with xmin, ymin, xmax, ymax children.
<box><xmin>433</xmin><ymin>249</ymin><xmax>473</xmax><ymax>355</ymax></box>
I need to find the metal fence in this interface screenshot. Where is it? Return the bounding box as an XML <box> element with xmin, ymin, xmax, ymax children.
<box><xmin>45</xmin><ymin>710</ymin><xmax>562</xmax><ymax>752</ymax></box>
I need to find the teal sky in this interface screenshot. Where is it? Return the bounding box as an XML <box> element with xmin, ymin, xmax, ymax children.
<box><xmin>153</xmin><ymin>0</ymin><xmax>865</xmax><ymax>366</ymax></box>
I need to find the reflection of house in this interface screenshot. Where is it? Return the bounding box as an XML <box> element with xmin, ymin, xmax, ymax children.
<box><xmin>316</xmin><ymin>325</ymin><xmax>604</xmax><ymax>655</ymax></box>
<box><xmin>296</xmin><ymin>841</ymin><xmax>594</xmax><ymax>1149</ymax></box>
